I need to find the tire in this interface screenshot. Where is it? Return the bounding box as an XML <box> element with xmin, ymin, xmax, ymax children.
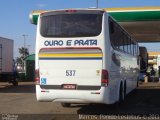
<box><xmin>119</xmin><ymin>83</ymin><xmax>124</xmax><ymax>103</ymax></box>
<box><xmin>114</xmin><ymin>82</ymin><xmax>124</xmax><ymax>107</ymax></box>
<box><xmin>124</xmin><ymin>81</ymin><xmax>126</xmax><ymax>100</ymax></box>
<box><xmin>61</xmin><ymin>103</ymin><xmax>71</xmax><ymax>107</ymax></box>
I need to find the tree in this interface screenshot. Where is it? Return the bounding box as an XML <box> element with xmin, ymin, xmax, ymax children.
<box><xmin>16</xmin><ymin>47</ymin><xmax>29</xmax><ymax>71</ymax></box>
<box><xmin>18</xmin><ymin>47</ymin><xmax>29</xmax><ymax>58</ymax></box>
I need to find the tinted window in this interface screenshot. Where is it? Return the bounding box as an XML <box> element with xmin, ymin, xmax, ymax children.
<box><xmin>41</xmin><ymin>14</ymin><xmax>102</xmax><ymax>37</ymax></box>
<box><xmin>123</xmin><ymin>35</ymin><xmax>128</xmax><ymax>53</ymax></box>
<box><xmin>109</xmin><ymin>17</ymin><xmax>138</xmax><ymax>56</ymax></box>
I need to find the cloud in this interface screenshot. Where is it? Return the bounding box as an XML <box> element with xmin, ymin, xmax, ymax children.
<box><xmin>36</xmin><ymin>3</ymin><xmax>47</xmax><ymax>8</ymax></box>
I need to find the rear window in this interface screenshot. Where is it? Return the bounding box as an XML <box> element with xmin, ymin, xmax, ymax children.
<box><xmin>40</xmin><ymin>13</ymin><xmax>103</xmax><ymax>37</ymax></box>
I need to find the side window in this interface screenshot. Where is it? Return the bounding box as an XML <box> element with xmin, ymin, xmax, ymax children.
<box><xmin>109</xmin><ymin>16</ymin><xmax>137</xmax><ymax>56</ymax></box>
<box><xmin>133</xmin><ymin>42</ymin><xmax>136</xmax><ymax>56</ymax></box>
<box><xmin>119</xmin><ymin>30</ymin><xmax>124</xmax><ymax>51</ymax></box>
<box><xmin>128</xmin><ymin>38</ymin><xmax>131</xmax><ymax>54</ymax></box>
<box><xmin>109</xmin><ymin>18</ymin><xmax>118</xmax><ymax>49</ymax></box>
<box><xmin>134</xmin><ymin>43</ymin><xmax>138</xmax><ymax>56</ymax></box>
<box><xmin>124</xmin><ymin>35</ymin><xmax>128</xmax><ymax>53</ymax></box>
<box><xmin>130</xmin><ymin>40</ymin><xmax>134</xmax><ymax>55</ymax></box>
<box><xmin>109</xmin><ymin>18</ymin><xmax>114</xmax><ymax>34</ymax></box>
<box><xmin>114</xmin><ymin>25</ymin><xmax>120</xmax><ymax>49</ymax></box>
<box><xmin>109</xmin><ymin>17</ymin><xmax>123</xmax><ymax>50</ymax></box>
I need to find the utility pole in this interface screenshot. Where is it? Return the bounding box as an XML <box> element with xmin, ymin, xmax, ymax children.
<box><xmin>96</xmin><ymin>0</ymin><xmax>99</xmax><ymax>8</ymax></box>
<box><xmin>22</xmin><ymin>34</ymin><xmax>28</xmax><ymax>50</ymax></box>
<box><xmin>27</xmin><ymin>45</ymin><xmax>31</xmax><ymax>53</ymax></box>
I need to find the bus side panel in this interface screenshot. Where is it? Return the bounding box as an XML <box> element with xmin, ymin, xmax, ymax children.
<box><xmin>106</xmin><ymin>14</ymin><xmax>139</xmax><ymax>103</ymax></box>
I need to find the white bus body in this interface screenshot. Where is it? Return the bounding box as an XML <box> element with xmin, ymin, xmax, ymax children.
<box><xmin>34</xmin><ymin>9</ymin><xmax>139</xmax><ymax>105</ymax></box>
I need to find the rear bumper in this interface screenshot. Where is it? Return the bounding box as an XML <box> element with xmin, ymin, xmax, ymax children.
<box><xmin>36</xmin><ymin>85</ymin><xmax>113</xmax><ymax>104</ymax></box>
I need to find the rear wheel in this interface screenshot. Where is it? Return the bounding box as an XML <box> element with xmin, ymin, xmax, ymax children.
<box><xmin>124</xmin><ymin>81</ymin><xmax>126</xmax><ymax>100</ymax></box>
<box><xmin>61</xmin><ymin>103</ymin><xmax>71</xmax><ymax>107</ymax></box>
<box><xmin>116</xmin><ymin>82</ymin><xmax>124</xmax><ymax>106</ymax></box>
<box><xmin>119</xmin><ymin>83</ymin><xmax>124</xmax><ymax>103</ymax></box>
<box><xmin>114</xmin><ymin>81</ymin><xmax>127</xmax><ymax>107</ymax></box>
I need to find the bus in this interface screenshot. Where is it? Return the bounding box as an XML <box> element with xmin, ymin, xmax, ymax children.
<box><xmin>30</xmin><ymin>9</ymin><xmax>139</xmax><ymax>107</ymax></box>
<box><xmin>138</xmin><ymin>46</ymin><xmax>148</xmax><ymax>81</ymax></box>
<box><xmin>139</xmin><ymin>46</ymin><xmax>148</xmax><ymax>72</ymax></box>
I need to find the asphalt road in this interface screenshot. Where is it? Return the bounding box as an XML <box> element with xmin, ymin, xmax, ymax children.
<box><xmin>0</xmin><ymin>82</ymin><xmax>160</xmax><ymax>120</ymax></box>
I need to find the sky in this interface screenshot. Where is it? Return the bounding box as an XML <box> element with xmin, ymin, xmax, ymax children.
<box><xmin>0</xmin><ymin>0</ymin><xmax>160</xmax><ymax>58</ymax></box>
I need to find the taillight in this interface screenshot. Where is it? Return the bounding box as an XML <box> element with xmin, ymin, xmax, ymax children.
<box><xmin>35</xmin><ymin>69</ymin><xmax>40</xmax><ymax>84</ymax></box>
<box><xmin>101</xmin><ymin>69</ymin><xmax>109</xmax><ymax>86</ymax></box>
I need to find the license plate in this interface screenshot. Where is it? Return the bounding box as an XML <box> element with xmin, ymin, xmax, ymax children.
<box><xmin>63</xmin><ymin>84</ymin><xmax>76</xmax><ymax>89</ymax></box>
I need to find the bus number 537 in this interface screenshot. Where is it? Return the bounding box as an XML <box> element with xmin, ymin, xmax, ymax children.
<box><xmin>66</xmin><ymin>70</ymin><xmax>76</xmax><ymax>76</ymax></box>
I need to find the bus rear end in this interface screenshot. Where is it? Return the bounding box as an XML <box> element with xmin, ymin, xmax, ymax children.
<box><xmin>35</xmin><ymin>9</ymin><xmax>108</xmax><ymax>104</ymax></box>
